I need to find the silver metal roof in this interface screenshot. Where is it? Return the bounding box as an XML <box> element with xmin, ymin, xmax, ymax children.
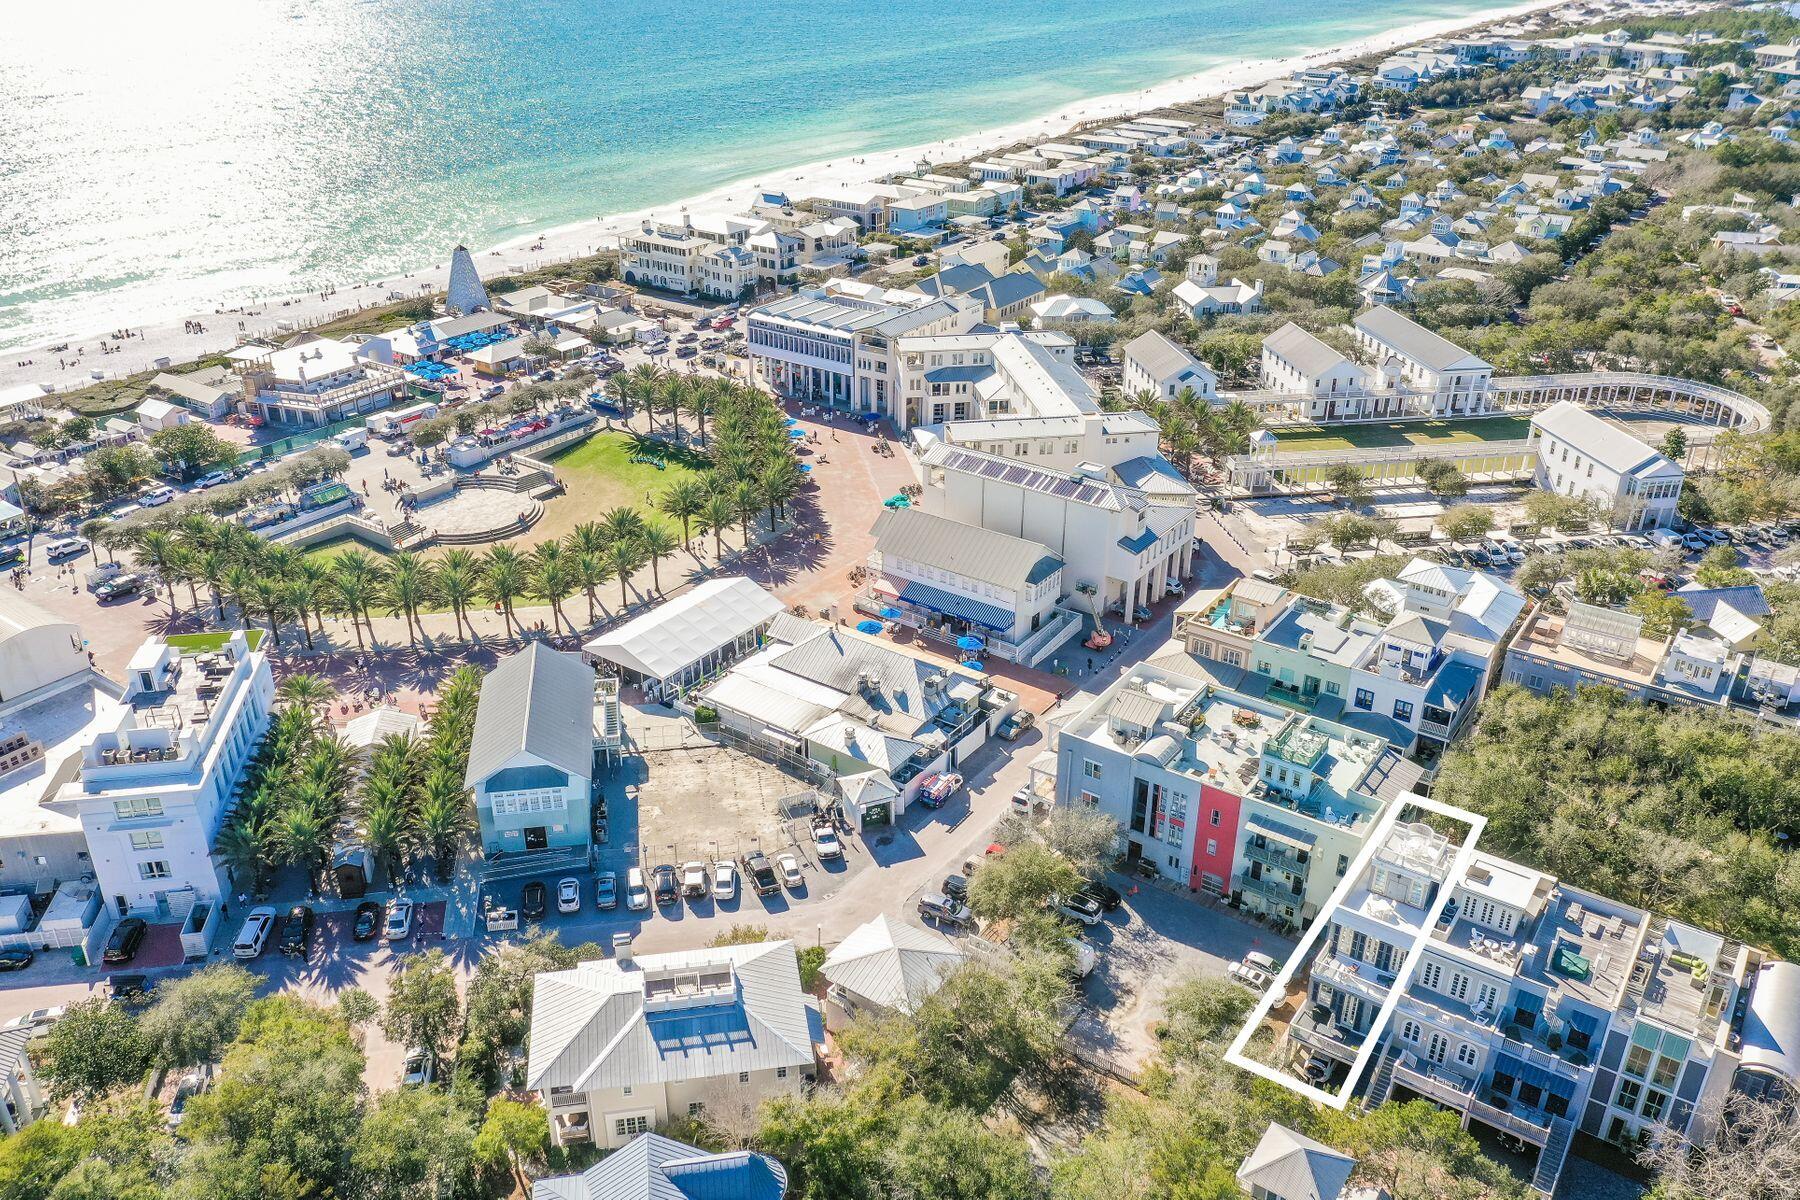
<box><xmin>464</xmin><ymin>643</ymin><xmax>596</xmax><ymax>789</ymax></box>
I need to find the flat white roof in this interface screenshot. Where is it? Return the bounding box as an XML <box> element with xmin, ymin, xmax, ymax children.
<box><xmin>584</xmin><ymin>576</ymin><xmax>785</xmax><ymax>682</ymax></box>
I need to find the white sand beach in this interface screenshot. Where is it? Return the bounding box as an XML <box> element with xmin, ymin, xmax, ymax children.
<box><xmin>2</xmin><ymin>0</ymin><xmax>1570</xmax><ymax>396</ymax></box>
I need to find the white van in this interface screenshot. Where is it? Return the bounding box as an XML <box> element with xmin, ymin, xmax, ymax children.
<box><xmin>232</xmin><ymin>906</ymin><xmax>278</xmax><ymax>959</ymax></box>
<box><xmin>1647</xmin><ymin>528</ymin><xmax>1684</xmax><ymax>551</ymax></box>
<box><xmin>333</xmin><ymin>427</ymin><xmax>369</xmax><ymax>453</ymax></box>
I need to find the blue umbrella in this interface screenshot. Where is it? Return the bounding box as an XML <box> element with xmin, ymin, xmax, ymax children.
<box><xmin>961</xmin><ymin>659</ymin><xmax>985</xmax><ymax>671</ymax></box>
<box><xmin>879</xmin><ymin>606</ymin><xmax>902</xmax><ymax>619</ymax></box>
<box><xmin>955</xmin><ymin>635</ymin><xmax>984</xmax><ymax>651</ymax></box>
<box><xmin>788</xmin><ymin>428</ymin><xmax>805</xmax><ymax>439</ymax></box>
<box><xmin>797</xmin><ymin>463</ymin><xmax>813</xmax><ymax>472</ymax></box>
<box><xmin>784</xmin><ymin>416</ymin><xmax>799</xmax><ymax>425</ymax></box>
<box><xmin>856</xmin><ymin>619</ymin><xmax>884</xmax><ymax>634</ymax></box>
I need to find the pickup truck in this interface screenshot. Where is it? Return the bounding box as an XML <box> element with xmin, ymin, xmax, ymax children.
<box><xmin>743</xmin><ymin>852</ymin><xmax>779</xmax><ymax>896</ymax></box>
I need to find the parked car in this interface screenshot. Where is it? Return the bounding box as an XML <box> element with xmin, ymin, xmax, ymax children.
<box><xmin>383</xmin><ymin>897</ymin><xmax>414</xmax><ymax>941</ymax></box>
<box><xmin>522</xmin><ymin>882</ymin><xmax>548</xmax><ymax>919</ymax></box>
<box><xmin>233</xmin><ymin>906</ymin><xmax>278</xmax><ymax>959</ymax></box>
<box><xmin>712</xmin><ymin>860</ymin><xmax>738</xmax><ymax>902</ymax></box>
<box><xmin>104</xmin><ymin>916</ymin><xmax>148</xmax><ymax>963</ymax></box>
<box><xmin>193</xmin><ymin>470</ymin><xmax>231</xmax><ymax>490</ymax></box>
<box><xmin>1010</xmin><ymin>785</ymin><xmax>1040</xmax><ymax>813</ymax></box>
<box><xmin>139</xmin><ymin>485</ymin><xmax>176</xmax><ymax>507</ymax></box>
<box><xmin>777</xmin><ymin>853</ymin><xmax>804</xmax><ymax>890</ymax></box>
<box><xmin>1682</xmin><ymin>532</ymin><xmax>1709</xmax><ymax>552</ymax></box>
<box><xmin>996</xmin><ymin>711</ymin><xmax>1035</xmax><ymax>741</ymax></box>
<box><xmin>681</xmin><ymin>861</ymin><xmax>709</xmax><ymax>899</ymax></box>
<box><xmin>0</xmin><ymin>947</ymin><xmax>34</xmax><ymax>972</ymax></box>
<box><xmin>352</xmin><ymin>901</ymin><xmax>382</xmax><ymax>941</ymax></box>
<box><xmin>556</xmin><ymin>877</ymin><xmax>581</xmax><ymax>914</ymax></box>
<box><xmin>595</xmin><ymin>871</ymin><xmax>619</xmax><ymax>910</ymax></box>
<box><xmin>743</xmin><ymin>852</ymin><xmax>779</xmax><ymax>895</ymax></box>
<box><xmin>918</xmin><ymin>892</ymin><xmax>974</xmax><ymax>930</ymax></box>
<box><xmin>812</xmin><ymin>823</ymin><xmax>842</xmax><ymax>860</ymax></box>
<box><xmin>104</xmin><ymin>973</ymin><xmax>151</xmax><ymax>1001</ymax></box>
<box><xmin>44</xmin><ymin>535</ymin><xmax>88</xmax><ymax>560</ymax></box>
<box><xmin>279</xmin><ymin>905</ymin><xmax>314</xmax><ymax>957</ymax></box>
<box><xmin>95</xmin><ymin>573</ymin><xmax>145</xmax><ymax>602</ymax></box>
<box><xmin>400</xmin><ymin>1048</ymin><xmax>435</xmax><ymax>1087</ymax></box>
<box><xmin>1054</xmin><ymin>894</ymin><xmax>1104</xmax><ymax>927</ymax></box>
<box><xmin>626</xmin><ymin>866</ymin><xmax>650</xmax><ymax>911</ymax></box>
<box><xmin>652</xmin><ymin>864</ymin><xmax>679</xmax><ymax>906</ymax></box>
<box><xmin>941</xmin><ymin>874</ymin><xmax>969</xmax><ymax>902</ymax></box>
<box><xmin>1074</xmin><ymin>880</ymin><xmax>1123</xmax><ymax>912</ymax></box>
<box><xmin>1066</xmin><ymin>937</ymin><xmax>1098</xmax><ymax>979</ymax></box>
<box><xmin>168</xmin><ymin>1070</ymin><xmax>205</xmax><ymax>1129</ymax></box>
<box><xmin>1</xmin><ymin>1006</ymin><xmax>63</xmax><ymax>1030</ymax></box>
<box><xmin>1228</xmin><ymin>961</ymin><xmax>1272</xmax><ymax>991</ymax></box>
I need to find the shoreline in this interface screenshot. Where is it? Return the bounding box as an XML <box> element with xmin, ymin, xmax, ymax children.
<box><xmin>2</xmin><ymin>0</ymin><xmax>1569</xmax><ymax>395</ymax></box>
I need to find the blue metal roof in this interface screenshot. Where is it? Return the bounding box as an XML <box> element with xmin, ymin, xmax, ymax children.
<box><xmin>897</xmin><ymin>580</ymin><xmax>1013</xmax><ymax>633</ymax></box>
<box><xmin>1426</xmin><ymin>661</ymin><xmax>1483</xmax><ymax>709</ymax></box>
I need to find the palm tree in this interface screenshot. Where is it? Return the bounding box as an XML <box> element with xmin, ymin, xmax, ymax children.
<box><xmin>732</xmin><ymin>479</ymin><xmax>761</xmax><ymax>543</ymax></box>
<box><xmin>272</xmin><ymin>803</ymin><xmax>333</xmax><ymax>896</ymax></box>
<box><xmin>482</xmin><ymin>545</ymin><xmax>527</xmax><ymax>638</ymax></box>
<box><xmin>529</xmin><ymin>543</ymin><xmax>576</xmax><ymax>635</ymax></box>
<box><xmin>637</xmin><ymin>525</ymin><xmax>678</xmax><ymax>594</ymax></box>
<box><xmin>758</xmin><ymin>460</ymin><xmax>802</xmax><ymax>529</ymax></box>
<box><xmin>381</xmin><ymin>551</ymin><xmax>437</xmax><ymax>648</ymax></box>
<box><xmin>216</xmin><ymin>819</ymin><xmax>272</xmax><ymax>898</ymax></box>
<box><xmin>248</xmin><ymin>577</ymin><xmax>291</xmax><ymax>648</ymax></box>
<box><xmin>359</xmin><ymin>794</ymin><xmax>412</xmax><ymax>887</ymax></box>
<box><xmin>599</xmin><ymin>506</ymin><xmax>647</xmax><ymax>547</ymax></box>
<box><xmin>413</xmin><ymin>769</ymin><xmax>471</xmax><ymax>884</ymax></box>
<box><xmin>331</xmin><ymin>549</ymin><xmax>385</xmax><ymax>648</ymax></box>
<box><xmin>657</xmin><ymin>478</ymin><xmax>707</xmax><ymax>546</ymax></box>
<box><xmin>625</xmin><ymin>363</ymin><xmax>662</xmax><ymax>417</ymax></box>
<box><xmin>278</xmin><ymin>673</ymin><xmax>335</xmax><ymax>722</ymax></box>
<box><xmin>565</xmin><ymin>521</ymin><xmax>608</xmax><ymax>560</ymax></box>
<box><xmin>194</xmin><ymin>548</ymin><xmax>232</xmax><ymax>619</ymax></box>
<box><xmin>135</xmin><ymin>530</ymin><xmax>184</xmax><ymax>613</ymax></box>
<box><xmin>604</xmin><ymin>539</ymin><xmax>645</xmax><ymax>612</ymax></box>
<box><xmin>435</xmin><ymin>549</ymin><xmax>482</xmax><ymax>643</ymax></box>
<box><xmin>572</xmin><ymin>551</ymin><xmax>613</xmax><ymax>625</ymax></box>
<box><xmin>702</xmin><ymin>494</ymin><xmax>736</xmax><ymax>560</ymax></box>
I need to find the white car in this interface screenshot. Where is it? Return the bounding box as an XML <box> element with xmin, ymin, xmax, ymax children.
<box><xmin>556</xmin><ymin>877</ymin><xmax>580</xmax><ymax>914</ymax></box>
<box><xmin>1066</xmin><ymin>937</ymin><xmax>1098</xmax><ymax>978</ymax></box>
<box><xmin>777</xmin><ymin>853</ymin><xmax>803</xmax><ymax>890</ymax></box>
<box><xmin>193</xmin><ymin>471</ymin><xmax>231</xmax><ymax>489</ymax></box>
<box><xmin>681</xmin><ymin>860</ymin><xmax>709</xmax><ymax>899</ymax></box>
<box><xmin>812</xmin><ymin>823</ymin><xmax>841</xmax><ymax>860</ymax></box>
<box><xmin>232</xmin><ymin>905</ymin><xmax>278</xmax><ymax>959</ymax></box>
<box><xmin>383</xmin><ymin>897</ymin><xmax>415</xmax><ymax>941</ymax></box>
<box><xmin>400</xmin><ymin>1048</ymin><xmax>434</xmax><ymax>1086</ymax></box>
<box><xmin>139</xmin><ymin>486</ymin><xmax>176</xmax><ymax>507</ymax></box>
<box><xmin>2</xmin><ymin>1005</ymin><xmax>65</xmax><ymax>1031</ymax></box>
<box><xmin>1228</xmin><ymin>962</ymin><xmax>1273</xmax><ymax>991</ymax></box>
<box><xmin>44</xmin><ymin>536</ymin><xmax>88</xmax><ymax>561</ymax></box>
<box><xmin>712</xmin><ymin>860</ymin><xmax>738</xmax><ymax>902</ymax></box>
<box><xmin>625</xmin><ymin>866</ymin><xmax>649</xmax><ymax>912</ymax></box>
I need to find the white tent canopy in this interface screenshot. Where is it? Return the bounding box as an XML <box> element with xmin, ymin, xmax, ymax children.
<box><xmin>584</xmin><ymin>576</ymin><xmax>785</xmax><ymax>686</ymax></box>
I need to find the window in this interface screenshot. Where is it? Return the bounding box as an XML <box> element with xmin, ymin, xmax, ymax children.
<box><xmin>137</xmin><ymin>861</ymin><xmax>171</xmax><ymax>880</ymax></box>
<box><xmin>1083</xmin><ymin>760</ymin><xmax>1102</xmax><ymax>780</ymax></box>
<box><xmin>1206</xmin><ymin>839</ymin><xmax>1217</xmax><ymax>856</ymax></box>
<box><xmin>1427</xmin><ymin>1033</ymin><xmax>1448</xmax><ymax>1064</ymax></box>
<box><xmin>1337</xmin><ymin>854</ymin><xmax>1350</xmax><ymax>877</ymax></box>
<box><xmin>1354</xmin><ymin>688</ymin><xmax>1374</xmax><ymax>711</ymax></box>
<box><xmin>688</xmin><ymin>1102</ymin><xmax>706</xmax><ymax>1116</ymax></box>
<box><xmin>1615</xmin><ymin>1079</ymin><xmax>1642</xmax><ymax>1111</ymax></box>
<box><xmin>1652</xmin><ymin>1055</ymin><xmax>1680</xmax><ymax>1088</ymax></box>
<box><xmin>128</xmin><ymin>831</ymin><xmax>164</xmax><ymax>851</ymax></box>
<box><xmin>615</xmin><ymin>1116</ymin><xmax>650</xmax><ymax>1138</ymax></box>
<box><xmin>738</xmin><ymin>1072</ymin><xmax>750</xmax><ymax>1084</ymax></box>
<box><xmin>113</xmin><ymin>797</ymin><xmax>163</xmax><ymax>819</ymax></box>
<box><xmin>1210</xmin><ymin>809</ymin><xmax>1221</xmax><ymax>827</ymax></box>
<box><xmin>776</xmin><ymin>1067</ymin><xmax>788</xmax><ymax>1079</ymax></box>
<box><xmin>1641</xmin><ymin>1089</ymin><xmax>1669</xmax><ymax>1122</ymax></box>
<box><xmin>622</xmin><ymin>1086</ymin><xmax>632</xmax><ymax>1096</ymax></box>
<box><xmin>1325</xmin><ymin>681</ymin><xmax>1341</xmax><ymax>696</ymax></box>
<box><xmin>1456</xmin><ymin>1042</ymin><xmax>1479</xmax><ymax>1067</ymax></box>
<box><xmin>1624</xmin><ymin>1045</ymin><xmax>1653</xmax><ymax>1079</ymax></box>
<box><xmin>1420</xmin><ymin>960</ymin><xmax>1443</xmax><ymax>991</ymax></box>
<box><xmin>1393</xmin><ymin>700</ymin><xmax>1414</xmax><ymax>723</ymax></box>
<box><xmin>1401</xmin><ymin>1020</ymin><xmax>1421</xmax><ymax>1042</ymax></box>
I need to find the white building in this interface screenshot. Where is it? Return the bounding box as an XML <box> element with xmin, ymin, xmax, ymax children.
<box><xmin>746</xmin><ymin>283</ymin><xmax>982</xmax><ymax>419</ymax></box>
<box><xmin>867</xmin><ymin>506</ymin><xmax>1070</xmax><ymax>660</ymax></box>
<box><xmin>239</xmin><ymin>337</ymin><xmax>405</xmax><ymax>426</ymax></box>
<box><xmin>1351</xmin><ymin>305</ymin><xmax>1495</xmax><ymax>416</ymax></box>
<box><xmin>618</xmin><ymin>214</ymin><xmax>772</xmax><ymax>298</ymax></box>
<box><xmin>1121</xmin><ymin>330</ymin><xmax>1219</xmax><ymax>402</ymax></box>
<box><xmin>1260</xmin><ymin>324</ymin><xmax>1388</xmax><ymax>422</ymax></box>
<box><xmin>820</xmin><ymin>915</ymin><xmax>965</xmax><ymax>1023</ymax></box>
<box><xmin>464</xmin><ymin>643</ymin><xmax>596</xmax><ymax>864</ymax></box>
<box><xmin>527</xmin><ymin>940</ymin><xmax>816</xmax><ymax>1149</ymax></box>
<box><xmin>584</xmin><ymin>576</ymin><xmax>786</xmax><ymax>704</ymax></box>
<box><xmin>48</xmin><ymin>631</ymin><xmax>274</xmax><ymax>919</ymax></box>
<box><xmin>1529</xmin><ymin>400</ymin><xmax>1683</xmax><ymax>530</ymax></box>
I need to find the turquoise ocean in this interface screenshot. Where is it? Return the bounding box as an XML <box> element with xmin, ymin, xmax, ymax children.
<box><xmin>0</xmin><ymin>0</ymin><xmax>1503</xmax><ymax>350</ymax></box>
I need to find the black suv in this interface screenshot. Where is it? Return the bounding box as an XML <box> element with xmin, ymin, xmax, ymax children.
<box><xmin>652</xmin><ymin>864</ymin><xmax>680</xmax><ymax>906</ymax></box>
<box><xmin>280</xmin><ymin>905</ymin><xmax>314</xmax><ymax>957</ymax></box>
<box><xmin>521</xmin><ymin>882</ymin><xmax>548</xmax><ymax>920</ymax></box>
<box><xmin>103</xmin><ymin>917</ymin><xmax>147</xmax><ymax>964</ymax></box>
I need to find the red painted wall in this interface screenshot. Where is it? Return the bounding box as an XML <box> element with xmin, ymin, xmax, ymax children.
<box><xmin>1189</xmin><ymin>783</ymin><xmax>1241</xmax><ymax>894</ymax></box>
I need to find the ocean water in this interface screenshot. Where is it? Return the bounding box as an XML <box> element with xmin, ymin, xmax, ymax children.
<box><xmin>0</xmin><ymin>0</ymin><xmax>1496</xmax><ymax>350</ymax></box>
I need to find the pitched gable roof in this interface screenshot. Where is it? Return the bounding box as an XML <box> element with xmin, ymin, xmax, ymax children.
<box><xmin>465</xmin><ymin>643</ymin><xmax>595</xmax><ymax>788</ymax></box>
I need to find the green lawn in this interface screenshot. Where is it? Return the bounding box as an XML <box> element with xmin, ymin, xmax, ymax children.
<box><xmin>1270</xmin><ymin>414</ymin><xmax>1534</xmax><ymax>453</ymax></box>
<box><xmin>166</xmin><ymin>629</ymin><xmax>265</xmax><ymax>653</ymax></box>
<box><xmin>536</xmin><ymin>432</ymin><xmax>705</xmax><ymax>544</ymax></box>
<box><xmin>300</xmin><ymin>536</ymin><xmax>387</xmax><ymax>569</ymax></box>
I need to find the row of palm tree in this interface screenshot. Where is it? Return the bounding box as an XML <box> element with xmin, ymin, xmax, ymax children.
<box><xmin>217</xmin><ymin>670</ymin><xmax>481</xmax><ymax>895</ymax></box>
<box><xmin>1128</xmin><ymin>386</ymin><xmax>1258</xmax><ymax>479</ymax></box>
<box><xmin>351</xmin><ymin>667</ymin><xmax>480</xmax><ymax>885</ymax></box>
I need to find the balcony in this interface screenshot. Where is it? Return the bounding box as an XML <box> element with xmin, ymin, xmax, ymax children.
<box><xmin>1315</xmin><ymin>956</ymin><xmax>1396</xmax><ymax>997</ymax></box>
<box><xmin>1243</xmin><ymin>841</ymin><xmax>1309</xmax><ymax>875</ymax></box>
<box><xmin>1237</xmin><ymin>872</ymin><xmax>1304</xmax><ymax>907</ymax></box>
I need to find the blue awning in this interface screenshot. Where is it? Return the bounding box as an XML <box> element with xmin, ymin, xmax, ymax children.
<box><xmin>897</xmin><ymin>579</ymin><xmax>1014</xmax><ymax>634</ymax></box>
<box><xmin>1495</xmin><ymin>1053</ymin><xmax>1577</xmax><ymax>1099</ymax></box>
<box><xmin>1562</xmin><ymin>1007</ymin><xmax>1600</xmax><ymax>1036</ymax></box>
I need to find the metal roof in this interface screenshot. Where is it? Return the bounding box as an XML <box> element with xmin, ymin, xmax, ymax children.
<box><xmin>1530</xmin><ymin>401</ymin><xmax>1671</xmax><ymax>477</ymax></box>
<box><xmin>1235</xmin><ymin>1123</ymin><xmax>1356</xmax><ymax>1200</ymax></box>
<box><xmin>532</xmin><ymin>1134</ymin><xmax>789</xmax><ymax>1200</ymax></box>
<box><xmin>526</xmin><ymin>941</ymin><xmax>815</xmax><ymax>1093</ymax></box>
<box><xmin>871</xmin><ymin>508</ymin><xmax>1062</xmax><ymax>591</ymax></box>
<box><xmin>820</xmin><ymin>915</ymin><xmax>965</xmax><ymax>1014</ymax></box>
<box><xmin>1263</xmin><ymin>321</ymin><xmax>1353</xmax><ymax>377</ymax></box>
<box><xmin>585</xmin><ymin>577</ymin><xmax>785</xmax><ymax>682</ymax></box>
<box><xmin>464</xmin><ymin>643</ymin><xmax>596</xmax><ymax>789</ymax></box>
